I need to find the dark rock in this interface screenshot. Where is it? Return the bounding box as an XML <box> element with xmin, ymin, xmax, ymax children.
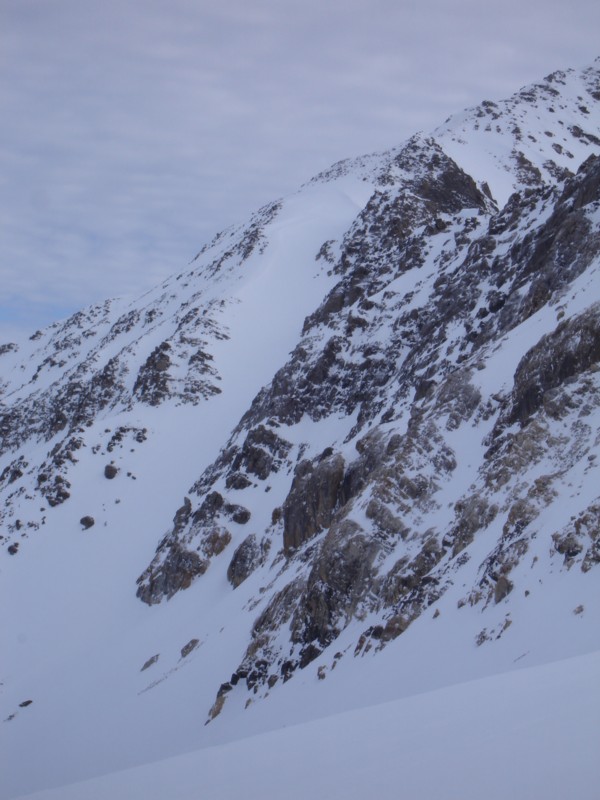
<box><xmin>225</xmin><ymin>472</ymin><xmax>253</xmax><ymax>490</ymax></box>
<box><xmin>173</xmin><ymin>497</ymin><xmax>192</xmax><ymax>533</ymax></box>
<box><xmin>450</xmin><ymin>495</ymin><xmax>498</xmax><ymax>556</ymax></box>
<box><xmin>8</xmin><ymin>467</ymin><xmax>23</xmax><ymax>483</ymax></box>
<box><xmin>291</xmin><ymin>519</ymin><xmax>380</xmax><ymax>649</ymax></box>
<box><xmin>206</xmin><ymin>695</ymin><xmax>226</xmax><ymax>721</ymax></box>
<box><xmin>434</xmin><ymin>370</ymin><xmax>481</xmax><ymax>429</ymax></box>
<box><xmin>230</xmin><ymin>425</ymin><xmax>292</xmax><ymax>482</ymax></box>
<box><xmin>282</xmin><ymin>453</ymin><xmax>345</xmax><ymax>552</ymax></box>
<box><xmin>202</xmin><ymin>527</ymin><xmax>231</xmax><ymax>557</ymax></box>
<box><xmin>80</xmin><ymin>516</ymin><xmax>95</xmax><ymax>530</ymax></box>
<box><xmin>107</xmin><ymin>426</ymin><xmax>147</xmax><ymax>452</ymax></box>
<box><xmin>494</xmin><ymin>575</ymin><xmax>514</xmax><ymax>603</ymax></box>
<box><xmin>45</xmin><ymin>478</ymin><xmax>71</xmax><ymax>507</ymax></box>
<box><xmin>487</xmin><ymin>291</ymin><xmax>507</xmax><ymax>313</ymax></box>
<box><xmin>0</xmin><ymin>342</ymin><xmax>18</xmax><ymax>356</ymax></box>
<box><xmin>298</xmin><ymin>644</ymin><xmax>321</xmax><ymax>669</ymax></box>
<box><xmin>0</xmin><ymin>457</ymin><xmax>28</xmax><ymax>486</ymax></box>
<box><xmin>365</xmin><ymin>498</ymin><xmax>408</xmax><ymax>538</ymax></box>
<box><xmin>373</xmin><ymin>615</ymin><xmax>409</xmax><ymax>644</ymax></box>
<box><xmin>180</xmin><ymin>638</ymin><xmax>200</xmax><ymax>658</ymax></box>
<box><xmin>104</xmin><ymin>464</ymin><xmax>118</xmax><ymax>479</ymax></box>
<box><xmin>136</xmin><ymin>546</ymin><xmax>209</xmax><ymax>604</ymax></box>
<box><xmin>192</xmin><ymin>491</ymin><xmax>224</xmax><ymax>525</ymax></box>
<box><xmin>553</xmin><ymin>534</ymin><xmax>583</xmax><ymax>561</ymax></box>
<box><xmin>223</xmin><ymin>503</ymin><xmax>251</xmax><ymax>525</ymax></box>
<box><xmin>133</xmin><ymin>341</ymin><xmax>172</xmax><ymax>406</ymax></box>
<box><xmin>141</xmin><ymin>654</ymin><xmax>159</xmax><ymax>671</ymax></box>
<box><xmin>226</xmin><ymin>534</ymin><xmax>270</xmax><ymax>588</ymax></box>
<box><xmin>231</xmin><ymin>507</ymin><xmax>251</xmax><ymax>524</ymax></box>
<box><xmin>245</xmin><ymin>579</ymin><xmax>307</xmax><ymax>668</ymax></box>
<box><xmin>7</xmin><ymin>543</ymin><xmax>19</xmax><ymax>555</ymax></box>
<box><xmin>381</xmin><ymin>538</ymin><xmax>444</xmax><ymax>606</ymax></box>
<box><xmin>509</xmin><ymin>304</ymin><xmax>600</xmax><ymax>424</ymax></box>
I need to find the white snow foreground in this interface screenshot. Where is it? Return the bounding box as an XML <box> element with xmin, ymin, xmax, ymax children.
<box><xmin>13</xmin><ymin>651</ymin><xmax>600</xmax><ymax>800</ymax></box>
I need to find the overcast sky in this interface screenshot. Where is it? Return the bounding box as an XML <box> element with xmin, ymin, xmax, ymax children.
<box><xmin>1</xmin><ymin>0</ymin><xmax>599</xmax><ymax>341</ymax></box>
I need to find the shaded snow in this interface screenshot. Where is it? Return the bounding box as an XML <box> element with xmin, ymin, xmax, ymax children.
<box><xmin>13</xmin><ymin>651</ymin><xmax>600</xmax><ymax>800</ymax></box>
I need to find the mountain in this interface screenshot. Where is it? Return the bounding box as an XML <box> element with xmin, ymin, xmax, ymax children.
<box><xmin>1</xmin><ymin>60</ymin><xmax>600</xmax><ymax>799</ymax></box>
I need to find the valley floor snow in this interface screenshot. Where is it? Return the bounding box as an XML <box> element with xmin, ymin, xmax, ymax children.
<box><xmin>12</xmin><ymin>650</ymin><xmax>599</xmax><ymax>800</ymax></box>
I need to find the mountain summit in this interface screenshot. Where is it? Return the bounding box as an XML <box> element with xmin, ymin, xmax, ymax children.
<box><xmin>1</xmin><ymin>59</ymin><xmax>600</xmax><ymax>799</ymax></box>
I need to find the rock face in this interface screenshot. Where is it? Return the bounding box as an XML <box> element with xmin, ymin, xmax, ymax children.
<box><xmin>227</xmin><ymin>534</ymin><xmax>270</xmax><ymax>588</ymax></box>
<box><xmin>508</xmin><ymin>302</ymin><xmax>600</xmax><ymax>424</ymax></box>
<box><xmin>137</xmin><ymin>544</ymin><xmax>208</xmax><ymax>604</ymax></box>
<box><xmin>282</xmin><ymin>453</ymin><xmax>345</xmax><ymax>552</ymax></box>
<box><xmin>133</xmin><ymin>342</ymin><xmax>172</xmax><ymax>403</ymax></box>
<box><xmin>131</xmin><ymin>66</ymin><xmax>600</xmax><ymax>715</ymax></box>
<box><xmin>1</xmin><ymin>60</ymin><xmax>600</xmax><ymax>741</ymax></box>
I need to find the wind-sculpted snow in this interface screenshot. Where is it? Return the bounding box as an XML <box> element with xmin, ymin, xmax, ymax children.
<box><xmin>1</xmin><ymin>60</ymin><xmax>600</xmax><ymax>800</ymax></box>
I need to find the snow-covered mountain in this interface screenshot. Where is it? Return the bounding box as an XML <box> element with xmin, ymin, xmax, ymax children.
<box><xmin>1</xmin><ymin>60</ymin><xmax>600</xmax><ymax>799</ymax></box>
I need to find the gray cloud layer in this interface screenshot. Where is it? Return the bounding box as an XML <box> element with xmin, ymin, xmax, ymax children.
<box><xmin>1</xmin><ymin>0</ymin><xmax>599</xmax><ymax>339</ymax></box>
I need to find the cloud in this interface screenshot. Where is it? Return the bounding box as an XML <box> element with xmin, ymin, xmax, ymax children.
<box><xmin>1</xmin><ymin>0</ymin><xmax>599</xmax><ymax>340</ymax></box>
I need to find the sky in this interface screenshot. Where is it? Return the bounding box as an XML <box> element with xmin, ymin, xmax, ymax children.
<box><xmin>1</xmin><ymin>0</ymin><xmax>599</xmax><ymax>342</ymax></box>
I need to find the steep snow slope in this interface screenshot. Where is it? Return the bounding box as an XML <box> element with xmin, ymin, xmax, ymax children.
<box><xmin>0</xmin><ymin>175</ymin><xmax>375</xmax><ymax>796</ymax></box>
<box><xmin>1</xmin><ymin>59</ymin><xmax>600</xmax><ymax>799</ymax></box>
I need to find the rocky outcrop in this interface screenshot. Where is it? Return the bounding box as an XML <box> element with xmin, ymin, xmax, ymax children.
<box><xmin>136</xmin><ymin>498</ymin><xmax>210</xmax><ymax>604</ymax></box>
<box><xmin>226</xmin><ymin>425</ymin><xmax>292</xmax><ymax>484</ymax></box>
<box><xmin>553</xmin><ymin>503</ymin><xmax>600</xmax><ymax>572</ymax></box>
<box><xmin>199</xmin><ymin>122</ymin><xmax>600</xmax><ymax>716</ymax></box>
<box><xmin>136</xmin><ymin>545</ymin><xmax>208</xmax><ymax>605</ymax></box>
<box><xmin>136</xmin><ymin>486</ymin><xmax>254</xmax><ymax>603</ymax></box>
<box><xmin>2</xmin><ymin>61</ymin><xmax>599</xmax><ymax>735</ymax></box>
<box><xmin>508</xmin><ymin>303</ymin><xmax>600</xmax><ymax>424</ymax></box>
<box><xmin>227</xmin><ymin>534</ymin><xmax>270</xmax><ymax>588</ymax></box>
<box><xmin>132</xmin><ymin>342</ymin><xmax>172</xmax><ymax>406</ymax></box>
<box><xmin>291</xmin><ymin>519</ymin><xmax>380</xmax><ymax>661</ymax></box>
<box><xmin>282</xmin><ymin>453</ymin><xmax>345</xmax><ymax>552</ymax></box>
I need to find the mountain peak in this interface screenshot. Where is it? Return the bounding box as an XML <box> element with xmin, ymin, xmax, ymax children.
<box><xmin>2</xmin><ymin>59</ymin><xmax>599</xmax><ymax>799</ymax></box>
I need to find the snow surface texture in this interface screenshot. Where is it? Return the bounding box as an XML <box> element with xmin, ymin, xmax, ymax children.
<box><xmin>1</xmin><ymin>59</ymin><xmax>600</xmax><ymax>799</ymax></box>
<box><xmin>14</xmin><ymin>652</ymin><xmax>600</xmax><ymax>800</ymax></box>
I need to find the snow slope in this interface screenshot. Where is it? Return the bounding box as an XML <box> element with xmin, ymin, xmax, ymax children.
<box><xmin>14</xmin><ymin>652</ymin><xmax>600</xmax><ymax>800</ymax></box>
<box><xmin>1</xmin><ymin>59</ymin><xmax>600</xmax><ymax>800</ymax></box>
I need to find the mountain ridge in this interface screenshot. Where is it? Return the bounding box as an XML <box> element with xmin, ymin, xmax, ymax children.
<box><xmin>1</xmin><ymin>58</ymin><xmax>599</xmax><ymax>798</ymax></box>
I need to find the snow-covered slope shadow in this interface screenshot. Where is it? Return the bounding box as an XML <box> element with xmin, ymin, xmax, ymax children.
<box><xmin>14</xmin><ymin>651</ymin><xmax>600</xmax><ymax>800</ymax></box>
